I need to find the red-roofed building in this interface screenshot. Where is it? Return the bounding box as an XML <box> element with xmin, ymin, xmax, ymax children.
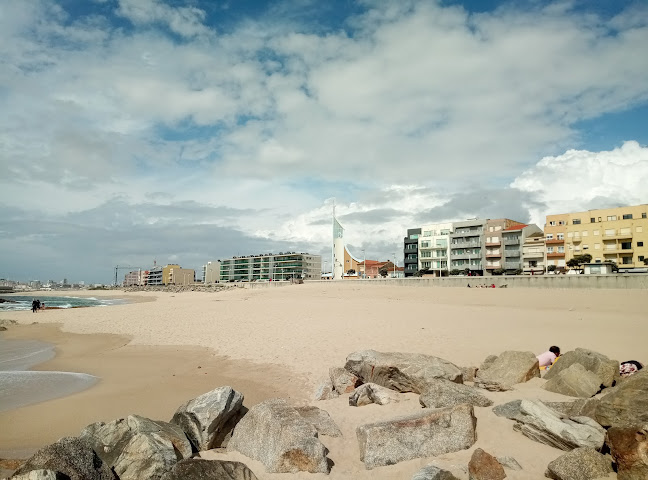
<box><xmin>357</xmin><ymin>260</ymin><xmax>403</xmax><ymax>278</ymax></box>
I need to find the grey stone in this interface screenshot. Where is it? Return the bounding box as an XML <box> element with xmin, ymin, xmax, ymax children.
<box><xmin>545</xmin><ymin>447</ymin><xmax>614</xmax><ymax>480</ymax></box>
<box><xmin>81</xmin><ymin>414</ymin><xmax>192</xmax><ymax>480</ymax></box>
<box><xmin>160</xmin><ymin>458</ymin><xmax>258</xmax><ymax>480</ymax></box>
<box><xmin>171</xmin><ymin>386</ymin><xmax>244</xmax><ymax>451</ymax></box>
<box><xmin>496</xmin><ymin>456</ymin><xmax>522</xmax><ymax>471</ymax></box>
<box><xmin>356</xmin><ymin>403</ymin><xmax>476</xmax><ymax>469</ymax></box>
<box><xmin>419</xmin><ymin>379</ymin><xmax>493</xmax><ymax>409</ymax></box>
<box><xmin>606</xmin><ymin>425</ymin><xmax>648</xmax><ymax>480</ymax></box>
<box><xmin>10</xmin><ymin>471</ymin><xmax>67</xmax><ymax>480</ymax></box>
<box><xmin>11</xmin><ymin>437</ymin><xmax>114</xmax><ymax>480</ymax></box>
<box><xmin>412</xmin><ymin>465</ymin><xmax>461</xmax><ymax>480</ymax></box>
<box><xmin>596</xmin><ymin>370</ymin><xmax>648</xmax><ymax>428</ymax></box>
<box><xmin>227</xmin><ymin>398</ymin><xmax>330</xmax><ymax>474</ymax></box>
<box><xmin>475</xmin><ymin>351</ymin><xmax>540</xmax><ymax>391</ymax></box>
<box><xmin>543</xmin><ymin>398</ymin><xmax>600</xmax><ymax>421</ymax></box>
<box><xmin>512</xmin><ymin>400</ymin><xmax>605</xmax><ymax>451</ymax></box>
<box><xmin>543</xmin><ymin>364</ymin><xmax>602</xmax><ymax>398</ymax></box>
<box><xmin>329</xmin><ymin>367</ymin><xmax>361</xmax><ymax>394</ymax></box>
<box><xmin>480</xmin><ymin>355</ymin><xmax>498</xmax><ymax>371</ymax></box>
<box><xmin>349</xmin><ymin>383</ymin><xmax>400</xmax><ymax>407</ymax></box>
<box><xmin>544</xmin><ymin>348</ymin><xmax>620</xmax><ymax>389</ymax></box>
<box><xmin>344</xmin><ymin>350</ymin><xmax>463</xmax><ymax>394</ymax></box>
<box><xmin>313</xmin><ymin>378</ymin><xmax>339</xmax><ymax>400</ymax></box>
<box><xmin>492</xmin><ymin>400</ymin><xmax>523</xmax><ymax>421</ymax></box>
<box><xmin>462</xmin><ymin>366</ymin><xmax>479</xmax><ymax>383</ymax></box>
<box><xmin>295</xmin><ymin>406</ymin><xmax>342</xmax><ymax>437</ymax></box>
<box><xmin>468</xmin><ymin>448</ymin><xmax>506</xmax><ymax>480</ymax></box>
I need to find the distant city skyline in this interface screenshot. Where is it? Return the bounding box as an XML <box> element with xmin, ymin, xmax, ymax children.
<box><xmin>1</xmin><ymin>0</ymin><xmax>647</xmax><ymax>284</ymax></box>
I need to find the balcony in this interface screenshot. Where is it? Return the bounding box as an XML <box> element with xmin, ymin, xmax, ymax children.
<box><xmin>451</xmin><ymin>241</ymin><xmax>480</xmax><ymax>249</ymax></box>
<box><xmin>504</xmin><ymin>262</ymin><xmax>521</xmax><ymax>270</ymax></box>
<box><xmin>547</xmin><ymin>252</ymin><xmax>565</xmax><ymax>258</ymax></box>
<box><xmin>451</xmin><ymin>253</ymin><xmax>478</xmax><ymax>260</ymax></box>
<box><xmin>545</xmin><ymin>239</ymin><xmax>564</xmax><ymax>245</ymax></box>
<box><xmin>485</xmin><ymin>240</ymin><xmax>501</xmax><ymax>247</ymax></box>
<box><xmin>485</xmin><ymin>252</ymin><xmax>501</xmax><ymax>258</ymax></box>
<box><xmin>523</xmin><ymin>250</ymin><xmax>544</xmax><ymax>258</ymax></box>
<box><xmin>503</xmin><ymin>238</ymin><xmax>520</xmax><ymax>245</ymax></box>
<box><xmin>603</xmin><ymin>233</ymin><xmax>633</xmax><ymax>240</ymax></box>
<box><xmin>603</xmin><ymin>247</ymin><xmax>634</xmax><ymax>254</ymax></box>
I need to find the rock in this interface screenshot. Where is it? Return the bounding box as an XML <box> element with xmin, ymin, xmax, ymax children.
<box><xmin>543</xmin><ymin>364</ymin><xmax>602</xmax><ymax>398</ymax></box>
<box><xmin>492</xmin><ymin>400</ymin><xmax>523</xmax><ymax>421</ymax></box>
<box><xmin>412</xmin><ymin>464</ymin><xmax>461</xmax><ymax>480</ymax></box>
<box><xmin>160</xmin><ymin>458</ymin><xmax>258</xmax><ymax>480</ymax></box>
<box><xmin>419</xmin><ymin>379</ymin><xmax>493</xmax><ymax>409</ymax></box>
<box><xmin>596</xmin><ymin>370</ymin><xmax>648</xmax><ymax>427</ymax></box>
<box><xmin>313</xmin><ymin>378</ymin><xmax>339</xmax><ymax>400</ymax></box>
<box><xmin>294</xmin><ymin>406</ymin><xmax>342</xmax><ymax>437</ymax></box>
<box><xmin>0</xmin><ymin>326</ymin><xmax>7</xmax><ymax>331</ymax></box>
<box><xmin>468</xmin><ymin>448</ymin><xmax>506</xmax><ymax>480</ymax></box>
<box><xmin>349</xmin><ymin>383</ymin><xmax>401</xmax><ymax>406</ymax></box>
<box><xmin>81</xmin><ymin>414</ymin><xmax>192</xmax><ymax>480</ymax></box>
<box><xmin>512</xmin><ymin>400</ymin><xmax>605</xmax><ymax>451</ymax></box>
<box><xmin>496</xmin><ymin>456</ymin><xmax>522</xmax><ymax>471</ymax></box>
<box><xmin>544</xmin><ymin>348</ymin><xmax>620</xmax><ymax>389</ymax></box>
<box><xmin>10</xmin><ymin>471</ymin><xmax>67</xmax><ymax>480</ymax></box>
<box><xmin>462</xmin><ymin>366</ymin><xmax>479</xmax><ymax>383</ymax></box>
<box><xmin>329</xmin><ymin>367</ymin><xmax>361</xmax><ymax>393</ymax></box>
<box><xmin>474</xmin><ymin>351</ymin><xmax>540</xmax><ymax>391</ymax></box>
<box><xmin>545</xmin><ymin>447</ymin><xmax>614</xmax><ymax>480</ymax></box>
<box><xmin>344</xmin><ymin>350</ymin><xmax>463</xmax><ymax>394</ymax></box>
<box><xmin>171</xmin><ymin>386</ymin><xmax>244</xmax><ymax>451</ymax></box>
<box><xmin>606</xmin><ymin>425</ymin><xmax>648</xmax><ymax>480</ymax></box>
<box><xmin>543</xmin><ymin>398</ymin><xmax>600</xmax><ymax>421</ymax></box>
<box><xmin>227</xmin><ymin>398</ymin><xmax>330</xmax><ymax>474</ymax></box>
<box><xmin>11</xmin><ymin>437</ymin><xmax>114</xmax><ymax>480</ymax></box>
<box><xmin>356</xmin><ymin>403</ymin><xmax>476</xmax><ymax>469</ymax></box>
<box><xmin>480</xmin><ymin>355</ymin><xmax>498</xmax><ymax>371</ymax></box>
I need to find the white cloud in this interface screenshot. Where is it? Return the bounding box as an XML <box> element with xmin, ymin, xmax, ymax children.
<box><xmin>116</xmin><ymin>0</ymin><xmax>211</xmax><ymax>38</ymax></box>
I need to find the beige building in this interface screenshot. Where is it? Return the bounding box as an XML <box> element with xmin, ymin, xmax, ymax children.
<box><xmin>546</xmin><ymin>204</ymin><xmax>648</xmax><ymax>270</ymax></box>
<box><xmin>484</xmin><ymin>219</ymin><xmax>525</xmax><ymax>274</ymax></box>
<box><xmin>522</xmin><ymin>232</ymin><xmax>546</xmax><ymax>274</ymax></box>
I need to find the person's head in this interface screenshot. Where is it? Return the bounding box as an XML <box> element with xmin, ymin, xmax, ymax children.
<box><xmin>549</xmin><ymin>346</ymin><xmax>560</xmax><ymax>356</ymax></box>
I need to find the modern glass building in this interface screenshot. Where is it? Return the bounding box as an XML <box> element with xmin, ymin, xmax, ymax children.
<box><xmin>219</xmin><ymin>253</ymin><xmax>322</xmax><ymax>282</ymax></box>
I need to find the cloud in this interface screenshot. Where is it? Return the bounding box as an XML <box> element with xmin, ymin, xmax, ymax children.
<box><xmin>116</xmin><ymin>0</ymin><xmax>211</xmax><ymax>37</ymax></box>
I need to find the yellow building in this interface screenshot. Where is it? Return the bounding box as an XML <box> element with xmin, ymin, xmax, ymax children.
<box><xmin>546</xmin><ymin>204</ymin><xmax>648</xmax><ymax>270</ymax></box>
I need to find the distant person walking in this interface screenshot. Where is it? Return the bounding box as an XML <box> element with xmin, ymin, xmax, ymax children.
<box><xmin>31</xmin><ymin>299</ymin><xmax>39</xmax><ymax>313</ymax></box>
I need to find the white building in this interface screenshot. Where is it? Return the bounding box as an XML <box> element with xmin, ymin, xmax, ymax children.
<box><xmin>418</xmin><ymin>223</ymin><xmax>453</xmax><ymax>275</ymax></box>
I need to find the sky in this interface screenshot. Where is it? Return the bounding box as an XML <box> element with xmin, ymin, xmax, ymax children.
<box><xmin>1</xmin><ymin>0</ymin><xmax>647</xmax><ymax>284</ymax></box>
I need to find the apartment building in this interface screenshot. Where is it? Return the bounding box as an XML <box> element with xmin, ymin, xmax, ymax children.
<box><xmin>219</xmin><ymin>253</ymin><xmax>321</xmax><ymax>282</ymax></box>
<box><xmin>418</xmin><ymin>223</ymin><xmax>452</xmax><ymax>275</ymax></box>
<box><xmin>123</xmin><ymin>269</ymin><xmax>148</xmax><ymax>286</ymax></box>
<box><xmin>522</xmin><ymin>232</ymin><xmax>546</xmax><ymax>274</ymax></box>
<box><xmin>483</xmin><ymin>219</ymin><xmax>525</xmax><ymax>274</ymax></box>
<box><xmin>501</xmin><ymin>224</ymin><xmax>543</xmax><ymax>273</ymax></box>
<box><xmin>449</xmin><ymin>219</ymin><xmax>486</xmax><ymax>274</ymax></box>
<box><xmin>146</xmin><ymin>264</ymin><xmax>194</xmax><ymax>285</ymax></box>
<box><xmin>202</xmin><ymin>261</ymin><xmax>221</xmax><ymax>283</ymax></box>
<box><xmin>403</xmin><ymin>228</ymin><xmax>421</xmax><ymax>277</ymax></box>
<box><xmin>546</xmin><ymin>204</ymin><xmax>648</xmax><ymax>270</ymax></box>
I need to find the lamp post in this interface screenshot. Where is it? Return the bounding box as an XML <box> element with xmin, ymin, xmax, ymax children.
<box><xmin>393</xmin><ymin>253</ymin><xmax>396</xmax><ymax>278</ymax></box>
<box><xmin>362</xmin><ymin>249</ymin><xmax>366</xmax><ymax>279</ymax></box>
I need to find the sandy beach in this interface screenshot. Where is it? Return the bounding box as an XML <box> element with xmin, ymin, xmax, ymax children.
<box><xmin>0</xmin><ymin>283</ymin><xmax>645</xmax><ymax>479</ymax></box>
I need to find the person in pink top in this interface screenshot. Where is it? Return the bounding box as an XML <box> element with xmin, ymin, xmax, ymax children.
<box><xmin>537</xmin><ymin>346</ymin><xmax>561</xmax><ymax>368</ymax></box>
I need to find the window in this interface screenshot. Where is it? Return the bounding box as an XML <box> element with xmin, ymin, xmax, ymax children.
<box><xmin>549</xmin><ymin>221</ymin><xmax>556</xmax><ymax>226</ymax></box>
<box><xmin>595</xmin><ymin>244</ymin><xmax>600</xmax><ymax>249</ymax></box>
<box><xmin>598</xmin><ymin>217</ymin><xmax>602</xmax><ymax>221</ymax></box>
<box><xmin>583</xmin><ymin>245</ymin><xmax>589</xmax><ymax>250</ymax></box>
<box><xmin>622</xmin><ymin>257</ymin><xmax>632</xmax><ymax>265</ymax></box>
<box><xmin>593</xmin><ymin>230</ymin><xmax>600</xmax><ymax>236</ymax></box>
<box><xmin>557</xmin><ymin>233</ymin><xmax>564</xmax><ymax>240</ymax></box>
<box><xmin>409</xmin><ymin>234</ymin><xmax>419</xmax><ymax>240</ymax></box>
<box><xmin>638</xmin><ymin>227</ymin><xmax>644</xmax><ymax>233</ymax></box>
<box><xmin>422</xmin><ymin>262</ymin><xmax>431</xmax><ymax>268</ymax></box>
<box><xmin>638</xmin><ymin>242</ymin><xmax>644</xmax><ymax>247</ymax></box>
<box><xmin>590</xmin><ymin>217</ymin><xmax>595</xmax><ymax>223</ymax></box>
<box><xmin>607</xmin><ymin>215</ymin><xmax>617</xmax><ymax>221</ymax></box>
<box><xmin>605</xmin><ymin>229</ymin><xmax>615</xmax><ymax>236</ymax></box>
<box><xmin>559</xmin><ymin>220</ymin><xmax>565</xmax><ymax>225</ymax></box>
<box><xmin>407</xmin><ymin>254</ymin><xmax>417</xmax><ymax>260</ymax></box>
<box><xmin>623</xmin><ymin>214</ymin><xmax>633</xmax><ymax>220</ymax></box>
<box><xmin>558</xmin><ymin>246</ymin><xmax>565</xmax><ymax>253</ymax></box>
<box><xmin>621</xmin><ymin>242</ymin><xmax>632</xmax><ymax>250</ymax></box>
<box><xmin>582</xmin><ymin>231</ymin><xmax>588</xmax><ymax>237</ymax></box>
<box><xmin>643</xmin><ymin>213</ymin><xmax>647</xmax><ymax>219</ymax></box>
<box><xmin>421</xmin><ymin>251</ymin><xmax>431</xmax><ymax>257</ymax></box>
<box><xmin>423</xmin><ymin>231</ymin><xmax>431</xmax><ymax>237</ymax></box>
<box><xmin>568</xmin><ymin>232</ymin><xmax>573</xmax><ymax>238</ymax></box>
<box><xmin>547</xmin><ymin>247</ymin><xmax>554</xmax><ymax>253</ymax></box>
<box><xmin>639</xmin><ymin>256</ymin><xmax>645</xmax><ymax>262</ymax></box>
<box><xmin>573</xmin><ymin>219</ymin><xmax>581</xmax><ymax>225</ymax></box>
<box><xmin>546</xmin><ymin>234</ymin><xmax>553</xmax><ymax>240</ymax></box>
<box><xmin>489</xmin><ymin>226</ymin><xmax>494</xmax><ymax>232</ymax></box>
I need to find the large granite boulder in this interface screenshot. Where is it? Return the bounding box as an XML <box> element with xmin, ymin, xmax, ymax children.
<box><xmin>344</xmin><ymin>350</ymin><xmax>463</xmax><ymax>394</ymax></box>
<box><xmin>171</xmin><ymin>386</ymin><xmax>244</xmax><ymax>451</ymax></box>
<box><xmin>11</xmin><ymin>437</ymin><xmax>114</xmax><ymax>480</ymax></box>
<box><xmin>419</xmin><ymin>379</ymin><xmax>493</xmax><ymax>409</ymax></box>
<box><xmin>468</xmin><ymin>448</ymin><xmax>506</xmax><ymax>480</ymax></box>
<box><xmin>227</xmin><ymin>398</ymin><xmax>330</xmax><ymax>474</ymax></box>
<box><xmin>543</xmin><ymin>398</ymin><xmax>600</xmax><ymax>421</ymax></box>
<box><xmin>474</xmin><ymin>351</ymin><xmax>540</xmax><ymax>391</ymax></box>
<box><xmin>543</xmin><ymin>364</ymin><xmax>601</xmax><ymax>398</ymax></box>
<box><xmin>512</xmin><ymin>400</ymin><xmax>605</xmax><ymax>451</ymax></box>
<box><xmin>10</xmin><ymin>471</ymin><xmax>67</xmax><ymax>480</ymax></box>
<box><xmin>329</xmin><ymin>367</ymin><xmax>361</xmax><ymax>393</ymax></box>
<box><xmin>412</xmin><ymin>465</ymin><xmax>461</xmax><ymax>480</ymax></box>
<box><xmin>294</xmin><ymin>406</ymin><xmax>342</xmax><ymax>437</ymax></box>
<box><xmin>81</xmin><ymin>415</ymin><xmax>192</xmax><ymax>480</ymax></box>
<box><xmin>160</xmin><ymin>458</ymin><xmax>258</xmax><ymax>480</ymax></box>
<box><xmin>606</xmin><ymin>425</ymin><xmax>648</xmax><ymax>480</ymax></box>
<box><xmin>544</xmin><ymin>348</ymin><xmax>620</xmax><ymax>389</ymax></box>
<box><xmin>356</xmin><ymin>403</ymin><xmax>476</xmax><ymax>469</ymax></box>
<box><xmin>349</xmin><ymin>383</ymin><xmax>400</xmax><ymax>406</ymax></box>
<box><xmin>313</xmin><ymin>378</ymin><xmax>339</xmax><ymax>400</ymax></box>
<box><xmin>545</xmin><ymin>447</ymin><xmax>613</xmax><ymax>480</ymax></box>
<box><xmin>596</xmin><ymin>370</ymin><xmax>648</xmax><ymax>427</ymax></box>
<box><xmin>492</xmin><ymin>400</ymin><xmax>524</xmax><ymax>421</ymax></box>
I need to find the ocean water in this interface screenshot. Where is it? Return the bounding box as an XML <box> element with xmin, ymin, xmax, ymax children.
<box><xmin>0</xmin><ymin>295</ymin><xmax>126</xmax><ymax>311</ymax></box>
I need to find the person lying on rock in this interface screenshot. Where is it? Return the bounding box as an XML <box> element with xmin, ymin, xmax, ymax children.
<box><xmin>536</xmin><ymin>346</ymin><xmax>560</xmax><ymax>370</ymax></box>
<box><xmin>620</xmin><ymin>360</ymin><xmax>643</xmax><ymax>377</ymax></box>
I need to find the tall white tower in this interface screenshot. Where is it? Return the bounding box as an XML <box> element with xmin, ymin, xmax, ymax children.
<box><xmin>333</xmin><ymin>210</ymin><xmax>345</xmax><ymax>281</ymax></box>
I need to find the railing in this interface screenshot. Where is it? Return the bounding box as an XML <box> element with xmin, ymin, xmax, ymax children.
<box><xmin>504</xmin><ymin>262</ymin><xmax>521</xmax><ymax>269</ymax></box>
<box><xmin>503</xmin><ymin>238</ymin><xmax>520</xmax><ymax>245</ymax></box>
<box><xmin>451</xmin><ymin>241</ymin><xmax>480</xmax><ymax>249</ymax></box>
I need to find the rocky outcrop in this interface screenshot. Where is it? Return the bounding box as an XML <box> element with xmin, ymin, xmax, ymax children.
<box><xmin>329</xmin><ymin>367</ymin><xmax>361</xmax><ymax>394</ymax></box>
<box><xmin>606</xmin><ymin>425</ymin><xmax>648</xmax><ymax>480</ymax></box>
<box><xmin>349</xmin><ymin>383</ymin><xmax>400</xmax><ymax>407</ymax></box>
<box><xmin>11</xmin><ymin>437</ymin><xmax>114</xmax><ymax>480</ymax></box>
<box><xmin>313</xmin><ymin>378</ymin><xmax>339</xmax><ymax>400</ymax></box>
<box><xmin>543</xmin><ymin>398</ymin><xmax>600</xmax><ymax>421</ymax></box>
<box><xmin>512</xmin><ymin>400</ymin><xmax>605</xmax><ymax>451</ymax></box>
<box><xmin>596</xmin><ymin>370</ymin><xmax>648</xmax><ymax>427</ymax></box>
<box><xmin>227</xmin><ymin>398</ymin><xmax>330</xmax><ymax>474</ymax></box>
<box><xmin>542</xmin><ymin>364</ymin><xmax>602</xmax><ymax>398</ymax></box>
<box><xmin>295</xmin><ymin>406</ymin><xmax>342</xmax><ymax>437</ymax></box>
<box><xmin>474</xmin><ymin>351</ymin><xmax>540</xmax><ymax>391</ymax></box>
<box><xmin>344</xmin><ymin>350</ymin><xmax>463</xmax><ymax>394</ymax></box>
<box><xmin>544</xmin><ymin>348</ymin><xmax>620</xmax><ymax>389</ymax></box>
<box><xmin>356</xmin><ymin>403</ymin><xmax>476</xmax><ymax>469</ymax></box>
<box><xmin>81</xmin><ymin>415</ymin><xmax>192</xmax><ymax>480</ymax></box>
<box><xmin>467</xmin><ymin>448</ymin><xmax>506</xmax><ymax>480</ymax></box>
<box><xmin>419</xmin><ymin>379</ymin><xmax>493</xmax><ymax>409</ymax></box>
<box><xmin>412</xmin><ymin>465</ymin><xmax>461</xmax><ymax>480</ymax></box>
<box><xmin>160</xmin><ymin>458</ymin><xmax>258</xmax><ymax>480</ymax></box>
<box><xmin>10</xmin><ymin>471</ymin><xmax>67</xmax><ymax>480</ymax></box>
<box><xmin>171</xmin><ymin>386</ymin><xmax>244</xmax><ymax>451</ymax></box>
<box><xmin>545</xmin><ymin>447</ymin><xmax>613</xmax><ymax>480</ymax></box>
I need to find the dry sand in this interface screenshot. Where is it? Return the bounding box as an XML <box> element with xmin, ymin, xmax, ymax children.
<box><xmin>0</xmin><ymin>283</ymin><xmax>645</xmax><ymax>479</ymax></box>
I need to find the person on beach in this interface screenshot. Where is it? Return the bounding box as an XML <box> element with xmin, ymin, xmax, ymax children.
<box><xmin>537</xmin><ymin>346</ymin><xmax>560</xmax><ymax>369</ymax></box>
<box><xmin>31</xmin><ymin>299</ymin><xmax>39</xmax><ymax>313</ymax></box>
<box><xmin>620</xmin><ymin>360</ymin><xmax>643</xmax><ymax>377</ymax></box>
